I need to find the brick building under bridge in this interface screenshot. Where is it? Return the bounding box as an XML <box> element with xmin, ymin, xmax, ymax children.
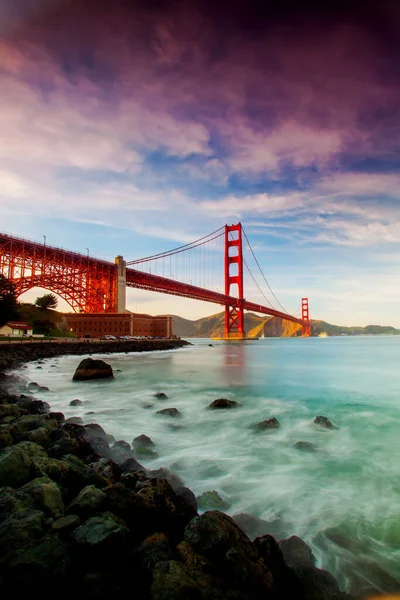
<box><xmin>64</xmin><ymin>312</ymin><xmax>173</xmax><ymax>339</ymax></box>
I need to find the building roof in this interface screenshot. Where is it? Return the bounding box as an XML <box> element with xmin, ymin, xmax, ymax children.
<box><xmin>6</xmin><ymin>322</ymin><xmax>30</xmax><ymax>328</ymax></box>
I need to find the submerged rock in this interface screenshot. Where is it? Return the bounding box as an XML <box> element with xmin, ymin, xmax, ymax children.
<box><xmin>208</xmin><ymin>398</ymin><xmax>240</xmax><ymax>409</ymax></box>
<box><xmin>69</xmin><ymin>399</ymin><xmax>83</xmax><ymax>406</ymax></box>
<box><xmin>156</xmin><ymin>408</ymin><xmax>181</xmax><ymax>418</ymax></box>
<box><xmin>133</xmin><ymin>434</ymin><xmax>155</xmax><ymax>448</ymax></box>
<box><xmin>154</xmin><ymin>392</ymin><xmax>168</xmax><ymax>400</ymax></box>
<box><xmin>294</xmin><ymin>441</ymin><xmax>317</xmax><ymax>452</ymax></box>
<box><xmin>72</xmin><ymin>358</ymin><xmax>114</xmax><ymax>382</ymax></box>
<box><xmin>254</xmin><ymin>417</ymin><xmax>280</xmax><ymax>430</ymax></box>
<box><xmin>314</xmin><ymin>415</ymin><xmax>338</xmax><ymax>430</ymax></box>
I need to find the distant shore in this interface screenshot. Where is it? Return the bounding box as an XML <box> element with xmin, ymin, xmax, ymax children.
<box><xmin>0</xmin><ymin>338</ymin><xmax>191</xmax><ymax>372</ymax></box>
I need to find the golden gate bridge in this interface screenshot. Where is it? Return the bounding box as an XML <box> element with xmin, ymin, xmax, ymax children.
<box><xmin>0</xmin><ymin>223</ymin><xmax>311</xmax><ymax>338</ymax></box>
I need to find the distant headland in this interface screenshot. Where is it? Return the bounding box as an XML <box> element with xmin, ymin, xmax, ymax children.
<box><xmin>165</xmin><ymin>312</ymin><xmax>400</xmax><ymax>338</ymax></box>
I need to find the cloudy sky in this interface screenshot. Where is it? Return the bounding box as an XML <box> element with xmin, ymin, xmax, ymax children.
<box><xmin>1</xmin><ymin>0</ymin><xmax>400</xmax><ymax>326</ymax></box>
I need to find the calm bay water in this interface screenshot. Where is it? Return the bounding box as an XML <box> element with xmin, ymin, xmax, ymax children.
<box><xmin>16</xmin><ymin>336</ymin><xmax>400</xmax><ymax>594</ymax></box>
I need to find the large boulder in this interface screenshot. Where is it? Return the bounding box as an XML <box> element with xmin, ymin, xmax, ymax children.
<box><xmin>67</xmin><ymin>485</ymin><xmax>107</xmax><ymax>518</ymax></box>
<box><xmin>184</xmin><ymin>511</ymin><xmax>274</xmax><ymax>596</ymax></box>
<box><xmin>71</xmin><ymin>511</ymin><xmax>128</xmax><ymax>548</ymax></box>
<box><xmin>72</xmin><ymin>358</ymin><xmax>114</xmax><ymax>381</ymax></box>
<box><xmin>0</xmin><ymin>441</ymin><xmax>44</xmax><ymax>488</ymax></box>
<box><xmin>17</xmin><ymin>476</ymin><xmax>65</xmax><ymax>518</ymax></box>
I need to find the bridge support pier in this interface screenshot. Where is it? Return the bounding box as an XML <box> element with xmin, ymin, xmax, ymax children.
<box><xmin>224</xmin><ymin>224</ymin><xmax>245</xmax><ymax>339</ymax></box>
<box><xmin>115</xmin><ymin>255</ymin><xmax>127</xmax><ymax>312</ymax></box>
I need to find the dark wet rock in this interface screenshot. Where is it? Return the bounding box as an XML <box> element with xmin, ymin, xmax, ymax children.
<box><xmin>48</xmin><ymin>411</ymin><xmax>65</xmax><ymax>422</ymax></box>
<box><xmin>0</xmin><ymin>427</ymin><xmax>13</xmax><ymax>449</ymax></box>
<box><xmin>0</xmin><ymin>441</ymin><xmax>39</xmax><ymax>487</ymax></box>
<box><xmin>48</xmin><ymin>433</ymin><xmax>81</xmax><ymax>460</ymax></box>
<box><xmin>0</xmin><ymin>403</ymin><xmax>21</xmax><ymax>420</ymax></box>
<box><xmin>294</xmin><ymin>441</ymin><xmax>317</xmax><ymax>452</ymax></box>
<box><xmin>232</xmin><ymin>513</ymin><xmax>281</xmax><ymax>540</ymax></box>
<box><xmin>136</xmin><ymin>531</ymin><xmax>172</xmax><ymax>573</ymax></box>
<box><xmin>72</xmin><ymin>358</ymin><xmax>114</xmax><ymax>381</ymax></box>
<box><xmin>294</xmin><ymin>566</ymin><xmax>344</xmax><ymax>600</ymax></box>
<box><xmin>67</xmin><ymin>485</ymin><xmax>107</xmax><ymax>517</ymax></box>
<box><xmin>59</xmin><ymin>454</ymin><xmax>108</xmax><ymax>500</ymax></box>
<box><xmin>150</xmin><ymin>560</ymin><xmax>203</xmax><ymax>600</ymax></box>
<box><xmin>175</xmin><ymin>486</ymin><xmax>197</xmax><ymax>514</ymax></box>
<box><xmin>135</xmin><ymin>446</ymin><xmax>159</xmax><ymax>460</ymax></box>
<box><xmin>254</xmin><ymin>534</ymin><xmax>301</xmax><ymax>597</ymax></box>
<box><xmin>119</xmin><ymin>456</ymin><xmax>145</xmax><ymax>473</ymax></box>
<box><xmin>90</xmin><ymin>457</ymin><xmax>121</xmax><ymax>483</ymax></box>
<box><xmin>39</xmin><ymin>386</ymin><xmax>49</xmax><ymax>392</ymax></box>
<box><xmin>184</xmin><ymin>511</ymin><xmax>274</xmax><ymax>596</ymax></box>
<box><xmin>26</xmin><ymin>426</ymin><xmax>54</xmax><ymax>449</ymax></box>
<box><xmin>82</xmin><ymin>422</ymin><xmax>109</xmax><ymax>443</ymax></box>
<box><xmin>51</xmin><ymin>514</ymin><xmax>81</xmax><ymax>535</ymax></box>
<box><xmin>254</xmin><ymin>417</ymin><xmax>280</xmax><ymax>430</ymax></box>
<box><xmin>101</xmin><ymin>483</ymin><xmax>150</xmax><ymax>533</ymax></box>
<box><xmin>156</xmin><ymin>407</ymin><xmax>182</xmax><ymax>417</ymax></box>
<box><xmin>197</xmin><ymin>489</ymin><xmax>231</xmax><ymax>511</ymax></box>
<box><xmin>2</xmin><ymin>534</ymin><xmax>70</xmax><ymax>593</ymax></box>
<box><xmin>71</xmin><ymin>511</ymin><xmax>129</xmax><ymax>550</ymax></box>
<box><xmin>17</xmin><ymin>476</ymin><xmax>65</xmax><ymax>518</ymax></box>
<box><xmin>120</xmin><ymin>470</ymin><xmax>147</xmax><ymax>490</ymax></box>
<box><xmin>279</xmin><ymin>535</ymin><xmax>316</xmax><ymax>570</ymax></box>
<box><xmin>143</xmin><ymin>403</ymin><xmax>154</xmax><ymax>409</ymax></box>
<box><xmin>16</xmin><ymin>396</ymin><xmax>50</xmax><ymax>414</ymax></box>
<box><xmin>65</xmin><ymin>416</ymin><xmax>84</xmax><ymax>425</ymax></box>
<box><xmin>85</xmin><ymin>411</ymin><xmax>96</xmax><ymax>415</ymax></box>
<box><xmin>0</xmin><ymin>486</ymin><xmax>27</xmax><ymax>521</ymax></box>
<box><xmin>208</xmin><ymin>398</ymin><xmax>240</xmax><ymax>409</ymax></box>
<box><xmin>154</xmin><ymin>392</ymin><xmax>168</xmax><ymax>399</ymax></box>
<box><xmin>27</xmin><ymin>382</ymin><xmax>40</xmax><ymax>391</ymax></box>
<box><xmin>314</xmin><ymin>415</ymin><xmax>338</xmax><ymax>430</ymax></box>
<box><xmin>90</xmin><ymin>436</ymin><xmax>114</xmax><ymax>459</ymax></box>
<box><xmin>146</xmin><ymin>468</ymin><xmax>184</xmax><ymax>491</ymax></box>
<box><xmin>113</xmin><ymin>439</ymin><xmax>131</xmax><ymax>451</ymax></box>
<box><xmin>0</xmin><ymin>508</ymin><xmax>46</xmax><ymax>555</ymax></box>
<box><xmin>69</xmin><ymin>399</ymin><xmax>83</xmax><ymax>406</ymax></box>
<box><xmin>137</xmin><ymin>478</ymin><xmax>198</xmax><ymax>541</ymax></box>
<box><xmin>110</xmin><ymin>440</ymin><xmax>132</xmax><ymax>463</ymax></box>
<box><xmin>133</xmin><ymin>434</ymin><xmax>155</xmax><ymax>448</ymax></box>
<box><xmin>36</xmin><ymin>366</ymin><xmax>43</xmax><ymax>369</ymax></box>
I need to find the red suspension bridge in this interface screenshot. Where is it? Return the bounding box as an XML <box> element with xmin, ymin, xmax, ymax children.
<box><xmin>0</xmin><ymin>223</ymin><xmax>311</xmax><ymax>338</ymax></box>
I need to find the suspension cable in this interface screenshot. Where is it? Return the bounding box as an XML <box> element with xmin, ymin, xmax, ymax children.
<box><xmin>127</xmin><ymin>226</ymin><xmax>225</xmax><ymax>265</ymax></box>
<box><xmin>241</xmin><ymin>226</ymin><xmax>291</xmax><ymax>314</ymax></box>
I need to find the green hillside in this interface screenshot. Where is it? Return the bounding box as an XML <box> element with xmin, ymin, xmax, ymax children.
<box><xmin>16</xmin><ymin>303</ymin><xmax>73</xmax><ymax>337</ymax></box>
<box><xmin>164</xmin><ymin>312</ymin><xmax>400</xmax><ymax>338</ymax></box>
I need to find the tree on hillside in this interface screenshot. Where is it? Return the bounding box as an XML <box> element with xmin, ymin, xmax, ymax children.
<box><xmin>0</xmin><ymin>275</ymin><xmax>18</xmax><ymax>327</ymax></box>
<box><xmin>35</xmin><ymin>293</ymin><xmax>58</xmax><ymax>310</ymax></box>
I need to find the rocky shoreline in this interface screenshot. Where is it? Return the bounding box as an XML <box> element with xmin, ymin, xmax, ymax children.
<box><xmin>0</xmin><ymin>338</ymin><xmax>191</xmax><ymax>371</ymax></box>
<box><xmin>0</xmin><ymin>349</ymin><xmax>357</xmax><ymax>599</ymax></box>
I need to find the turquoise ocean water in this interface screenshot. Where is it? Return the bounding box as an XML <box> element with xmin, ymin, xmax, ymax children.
<box><xmin>16</xmin><ymin>336</ymin><xmax>400</xmax><ymax>594</ymax></box>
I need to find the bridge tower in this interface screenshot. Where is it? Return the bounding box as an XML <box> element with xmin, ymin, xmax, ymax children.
<box><xmin>115</xmin><ymin>255</ymin><xmax>127</xmax><ymax>312</ymax></box>
<box><xmin>302</xmin><ymin>297</ymin><xmax>311</xmax><ymax>336</ymax></box>
<box><xmin>224</xmin><ymin>223</ymin><xmax>245</xmax><ymax>339</ymax></box>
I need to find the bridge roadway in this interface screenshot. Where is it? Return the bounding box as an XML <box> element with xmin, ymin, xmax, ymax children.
<box><xmin>0</xmin><ymin>231</ymin><xmax>309</xmax><ymax>329</ymax></box>
<box><xmin>126</xmin><ymin>267</ymin><xmax>309</xmax><ymax>329</ymax></box>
